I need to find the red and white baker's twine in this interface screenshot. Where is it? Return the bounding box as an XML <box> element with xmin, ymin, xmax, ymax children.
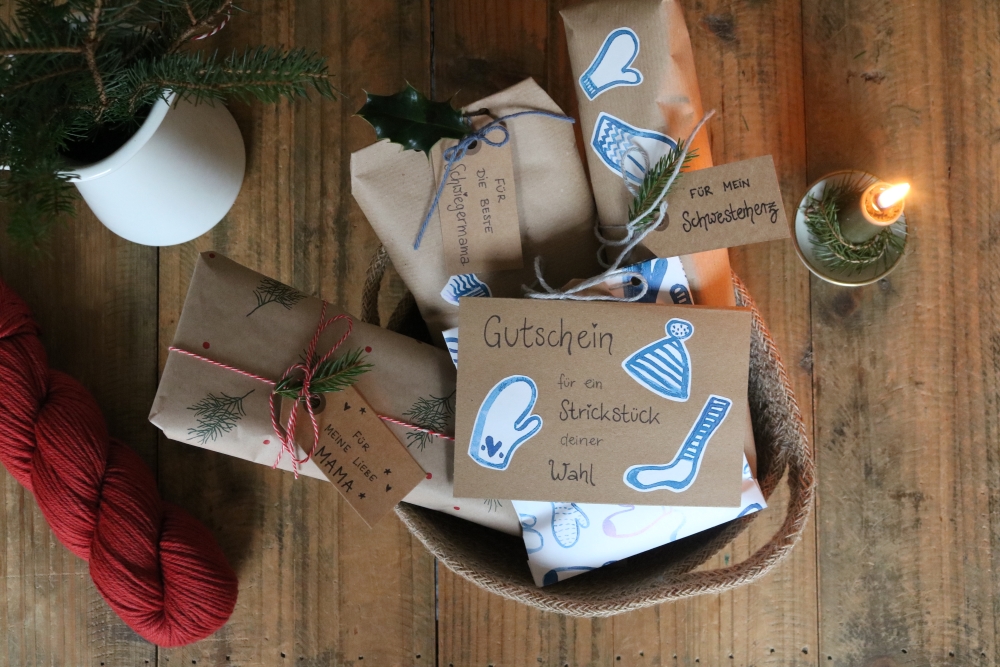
<box><xmin>192</xmin><ymin>12</ymin><xmax>230</xmax><ymax>40</ymax></box>
<box><xmin>169</xmin><ymin>306</ymin><xmax>454</xmax><ymax>477</ymax></box>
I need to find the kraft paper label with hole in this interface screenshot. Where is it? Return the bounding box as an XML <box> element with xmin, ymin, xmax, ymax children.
<box><xmin>436</xmin><ymin>127</ymin><xmax>524</xmax><ymax>275</ymax></box>
<box><xmin>281</xmin><ymin>386</ymin><xmax>426</xmax><ymax>527</ymax></box>
<box><xmin>452</xmin><ymin>298</ymin><xmax>750</xmax><ymax>507</ymax></box>
<box><xmin>642</xmin><ymin>155</ymin><xmax>790</xmax><ymax>258</ymax></box>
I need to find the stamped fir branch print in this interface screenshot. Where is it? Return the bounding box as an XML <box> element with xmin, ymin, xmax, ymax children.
<box><xmin>483</xmin><ymin>498</ymin><xmax>504</xmax><ymax>513</ymax></box>
<box><xmin>247</xmin><ymin>277</ymin><xmax>305</xmax><ymax>317</ymax></box>
<box><xmin>187</xmin><ymin>390</ymin><xmax>254</xmax><ymax>444</ymax></box>
<box><xmin>402</xmin><ymin>390</ymin><xmax>456</xmax><ymax>450</ymax></box>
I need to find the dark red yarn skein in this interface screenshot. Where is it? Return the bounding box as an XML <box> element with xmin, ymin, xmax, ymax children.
<box><xmin>0</xmin><ymin>280</ymin><xmax>238</xmax><ymax>646</ymax></box>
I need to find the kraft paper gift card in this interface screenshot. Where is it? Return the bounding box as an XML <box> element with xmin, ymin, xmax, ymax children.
<box><xmin>453</xmin><ymin>299</ymin><xmax>750</xmax><ymax>506</ymax></box>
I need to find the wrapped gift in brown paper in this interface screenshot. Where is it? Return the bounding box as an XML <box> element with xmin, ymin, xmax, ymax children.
<box><xmin>351</xmin><ymin>78</ymin><xmax>602</xmax><ymax>344</ymax></box>
<box><xmin>149</xmin><ymin>252</ymin><xmax>520</xmax><ymax>535</ymax></box>
<box><xmin>562</xmin><ymin>0</ymin><xmax>737</xmax><ymax>308</ymax></box>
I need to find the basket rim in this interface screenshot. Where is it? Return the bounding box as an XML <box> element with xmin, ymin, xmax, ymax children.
<box><xmin>364</xmin><ymin>246</ymin><xmax>815</xmax><ymax>615</ymax></box>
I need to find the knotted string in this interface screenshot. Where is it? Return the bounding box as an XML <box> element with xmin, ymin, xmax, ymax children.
<box><xmin>524</xmin><ymin>110</ymin><xmax>715</xmax><ymax>302</ymax></box>
<box><xmin>413</xmin><ymin>109</ymin><xmax>576</xmax><ymax>250</ymax></box>
<box><xmin>169</xmin><ymin>308</ymin><xmax>454</xmax><ymax>478</ymax></box>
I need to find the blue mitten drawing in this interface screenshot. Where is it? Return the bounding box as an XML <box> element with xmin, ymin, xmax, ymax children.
<box><xmin>468</xmin><ymin>375</ymin><xmax>543</xmax><ymax>470</ymax></box>
<box><xmin>579</xmin><ymin>28</ymin><xmax>643</xmax><ymax>100</ymax></box>
<box><xmin>551</xmin><ymin>502</ymin><xmax>590</xmax><ymax>548</ymax></box>
<box><xmin>440</xmin><ymin>273</ymin><xmax>491</xmax><ymax>306</ymax></box>
<box><xmin>591</xmin><ymin>112</ymin><xmax>676</xmax><ymax>184</ymax></box>
<box><xmin>622</xmin><ymin>317</ymin><xmax>694</xmax><ymax>401</ymax></box>
<box><xmin>623</xmin><ymin>395</ymin><xmax>732</xmax><ymax>492</ymax></box>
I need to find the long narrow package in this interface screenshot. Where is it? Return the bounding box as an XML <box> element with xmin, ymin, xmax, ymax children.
<box><xmin>351</xmin><ymin>78</ymin><xmax>602</xmax><ymax>344</ymax></box>
<box><xmin>149</xmin><ymin>252</ymin><xmax>520</xmax><ymax>535</ymax></box>
<box><xmin>562</xmin><ymin>0</ymin><xmax>736</xmax><ymax>307</ymax></box>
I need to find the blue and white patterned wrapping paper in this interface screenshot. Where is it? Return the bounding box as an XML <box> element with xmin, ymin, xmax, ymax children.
<box><xmin>512</xmin><ymin>458</ymin><xmax>766</xmax><ymax>586</ymax></box>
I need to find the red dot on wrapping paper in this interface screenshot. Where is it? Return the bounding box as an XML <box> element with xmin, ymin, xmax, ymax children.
<box><xmin>263</xmin><ymin>439</ymin><xmax>270</xmax><ymax>445</ymax></box>
<box><xmin>365</xmin><ymin>346</ymin><xmax>372</xmax><ymax>353</ymax></box>
<box><xmin>208</xmin><ymin>252</ymin><xmax>216</xmax><ymax>259</ymax></box>
<box><xmin>426</xmin><ymin>473</ymin><xmax>432</xmax><ymax>479</ymax></box>
<box><xmin>202</xmin><ymin>341</ymin><xmax>211</xmax><ymax>349</ymax></box>
<box><xmin>453</xmin><ymin>506</ymin><xmax>460</xmax><ymax>511</ymax></box>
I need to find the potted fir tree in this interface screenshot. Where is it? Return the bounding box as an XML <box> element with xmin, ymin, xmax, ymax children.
<box><xmin>1</xmin><ymin>0</ymin><xmax>335</xmax><ymax>246</ymax></box>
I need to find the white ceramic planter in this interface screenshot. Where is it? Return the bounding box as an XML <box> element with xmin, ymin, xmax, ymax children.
<box><xmin>68</xmin><ymin>94</ymin><xmax>246</xmax><ymax>246</ymax></box>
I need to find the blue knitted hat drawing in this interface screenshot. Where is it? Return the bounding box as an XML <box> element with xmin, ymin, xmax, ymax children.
<box><xmin>622</xmin><ymin>318</ymin><xmax>694</xmax><ymax>401</ymax></box>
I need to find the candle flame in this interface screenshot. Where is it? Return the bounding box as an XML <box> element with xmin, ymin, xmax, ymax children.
<box><xmin>875</xmin><ymin>183</ymin><xmax>910</xmax><ymax>210</ymax></box>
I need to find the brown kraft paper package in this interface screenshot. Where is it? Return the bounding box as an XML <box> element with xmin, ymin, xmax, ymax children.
<box><xmin>149</xmin><ymin>252</ymin><xmax>521</xmax><ymax>536</ymax></box>
<box><xmin>562</xmin><ymin>0</ymin><xmax>737</xmax><ymax>308</ymax></box>
<box><xmin>351</xmin><ymin>78</ymin><xmax>602</xmax><ymax>344</ymax></box>
<box><xmin>563</xmin><ymin>0</ymin><xmax>758</xmax><ymax>466</ymax></box>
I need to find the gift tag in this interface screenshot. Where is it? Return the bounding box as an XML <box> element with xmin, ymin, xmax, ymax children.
<box><xmin>452</xmin><ymin>298</ymin><xmax>750</xmax><ymax>507</ymax></box>
<box><xmin>282</xmin><ymin>385</ymin><xmax>426</xmax><ymax>527</ymax></box>
<box><xmin>642</xmin><ymin>155</ymin><xmax>790</xmax><ymax>258</ymax></box>
<box><xmin>436</xmin><ymin>123</ymin><xmax>524</xmax><ymax>275</ymax></box>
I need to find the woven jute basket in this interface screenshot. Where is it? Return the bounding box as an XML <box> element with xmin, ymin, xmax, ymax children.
<box><xmin>361</xmin><ymin>246</ymin><xmax>815</xmax><ymax>616</ymax></box>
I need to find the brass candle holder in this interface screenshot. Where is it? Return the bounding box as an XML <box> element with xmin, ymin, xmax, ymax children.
<box><xmin>792</xmin><ymin>171</ymin><xmax>908</xmax><ymax>286</ymax></box>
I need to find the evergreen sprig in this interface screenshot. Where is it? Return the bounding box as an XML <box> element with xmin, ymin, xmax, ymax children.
<box><xmin>187</xmin><ymin>389</ymin><xmax>253</xmax><ymax>444</ymax></box>
<box><xmin>272</xmin><ymin>348</ymin><xmax>372</xmax><ymax>400</ymax></box>
<box><xmin>1</xmin><ymin>0</ymin><xmax>337</xmax><ymax>246</ymax></box>
<box><xmin>803</xmin><ymin>178</ymin><xmax>906</xmax><ymax>274</ymax></box>
<box><xmin>628</xmin><ymin>141</ymin><xmax>697</xmax><ymax>231</ymax></box>
<box><xmin>401</xmin><ymin>390</ymin><xmax>456</xmax><ymax>451</ymax></box>
<box><xmin>247</xmin><ymin>277</ymin><xmax>305</xmax><ymax>316</ymax></box>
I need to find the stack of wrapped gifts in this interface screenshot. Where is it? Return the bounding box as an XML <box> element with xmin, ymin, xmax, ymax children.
<box><xmin>150</xmin><ymin>0</ymin><xmax>790</xmax><ymax>588</ymax></box>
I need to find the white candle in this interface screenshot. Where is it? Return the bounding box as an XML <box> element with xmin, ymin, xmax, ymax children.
<box><xmin>839</xmin><ymin>180</ymin><xmax>910</xmax><ymax>244</ymax></box>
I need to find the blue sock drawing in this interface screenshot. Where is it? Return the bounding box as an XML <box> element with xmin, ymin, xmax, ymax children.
<box><xmin>440</xmin><ymin>273</ymin><xmax>491</xmax><ymax>306</ymax></box>
<box><xmin>669</xmin><ymin>284</ymin><xmax>692</xmax><ymax>304</ymax></box>
<box><xmin>551</xmin><ymin>502</ymin><xmax>590</xmax><ymax>548</ymax></box>
<box><xmin>622</xmin><ymin>317</ymin><xmax>694</xmax><ymax>401</ymax></box>
<box><xmin>468</xmin><ymin>375</ymin><xmax>542</xmax><ymax>470</ymax></box>
<box><xmin>591</xmin><ymin>112</ymin><xmax>676</xmax><ymax>184</ymax></box>
<box><xmin>623</xmin><ymin>395</ymin><xmax>733</xmax><ymax>492</ymax></box>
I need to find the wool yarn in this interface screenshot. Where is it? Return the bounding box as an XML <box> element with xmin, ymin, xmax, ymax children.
<box><xmin>0</xmin><ymin>279</ymin><xmax>238</xmax><ymax>646</ymax></box>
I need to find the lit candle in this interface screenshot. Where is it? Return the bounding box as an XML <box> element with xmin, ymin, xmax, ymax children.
<box><xmin>839</xmin><ymin>180</ymin><xmax>910</xmax><ymax>244</ymax></box>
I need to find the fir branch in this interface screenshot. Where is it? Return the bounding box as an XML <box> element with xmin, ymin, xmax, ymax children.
<box><xmin>402</xmin><ymin>391</ymin><xmax>455</xmax><ymax>451</ymax></box>
<box><xmin>803</xmin><ymin>178</ymin><xmax>906</xmax><ymax>274</ymax></box>
<box><xmin>186</xmin><ymin>389</ymin><xmax>253</xmax><ymax>444</ymax></box>
<box><xmin>246</xmin><ymin>277</ymin><xmax>305</xmax><ymax>316</ymax></box>
<box><xmin>2</xmin><ymin>47</ymin><xmax>83</xmax><ymax>56</ymax></box>
<box><xmin>627</xmin><ymin>141</ymin><xmax>697</xmax><ymax>231</ymax></box>
<box><xmin>272</xmin><ymin>348</ymin><xmax>373</xmax><ymax>400</ymax></box>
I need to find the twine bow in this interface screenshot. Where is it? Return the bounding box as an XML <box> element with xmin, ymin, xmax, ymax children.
<box><xmin>267</xmin><ymin>305</ymin><xmax>353</xmax><ymax>476</ymax></box>
<box><xmin>524</xmin><ymin>110</ymin><xmax>715</xmax><ymax>302</ymax></box>
<box><xmin>413</xmin><ymin>109</ymin><xmax>576</xmax><ymax>250</ymax></box>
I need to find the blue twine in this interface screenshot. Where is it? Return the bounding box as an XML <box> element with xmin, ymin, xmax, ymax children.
<box><xmin>413</xmin><ymin>110</ymin><xmax>575</xmax><ymax>250</ymax></box>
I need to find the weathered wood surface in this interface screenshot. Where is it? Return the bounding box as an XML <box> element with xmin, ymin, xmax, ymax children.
<box><xmin>1</xmin><ymin>0</ymin><xmax>996</xmax><ymax>665</ymax></box>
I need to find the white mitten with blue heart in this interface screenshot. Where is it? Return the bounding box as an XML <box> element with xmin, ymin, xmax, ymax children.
<box><xmin>468</xmin><ymin>375</ymin><xmax>543</xmax><ymax>470</ymax></box>
<box><xmin>579</xmin><ymin>28</ymin><xmax>643</xmax><ymax>100</ymax></box>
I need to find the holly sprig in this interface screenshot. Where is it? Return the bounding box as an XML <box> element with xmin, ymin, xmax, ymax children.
<box><xmin>356</xmin><ymin>84</ymin><xmax>471</xmax><ymax>155</ymax></box>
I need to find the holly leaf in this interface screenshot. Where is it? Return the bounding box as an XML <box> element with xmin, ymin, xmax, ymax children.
<box><xmin>356</xmin><ymin>84</ymin><xmax>471</xmax><ymax>155</ymax></box>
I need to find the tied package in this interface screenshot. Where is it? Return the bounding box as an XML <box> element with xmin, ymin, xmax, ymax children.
<box><xmin>351</xmin><ymin>78</ymin><xmax>602</xmax><ymax>343</ymax></box>
<box><xmin>562</xmin><ymin>0</ymin><xmax>737</xmax><ymax>307</ymax></box>
<box><xmin>149</xmin><ymin>252</ymin><xmax>520</xmax><ymax>534</ymax></box>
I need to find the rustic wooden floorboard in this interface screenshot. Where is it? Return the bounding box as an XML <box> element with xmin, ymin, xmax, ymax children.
<box><xmin>6</xmin><ymin>0</ymin><xmax>999</xmax><ymax>664</ymax></box>
<box><xmin>803</xmin><ymin>0</ymin><xmax>1000</xmax><ymax>665</ymax></box>
<box><xmin>155</xmin><ymin>1</ymin><xmax>434</xmax><ymax>666</ymax></box>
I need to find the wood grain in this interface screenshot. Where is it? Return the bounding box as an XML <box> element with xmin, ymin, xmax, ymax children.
<box><xmin>610</xmin><ymin>0</ymin><xmax>818</xmax><ymax>665</ymax></box>
<box><xmin>155</xmin><ymin>1</ymin><xmax>434</xmax><ymax>666</ymax></box>
<box><xmin>803</xmin><ymin>0</ymin><xmax>1000</xmax><ymax>664</ymax></box>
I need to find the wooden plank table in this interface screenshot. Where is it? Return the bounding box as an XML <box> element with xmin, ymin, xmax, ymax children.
<box><xmin>0</xmin><ymin>0</ymin><xmax>996</xmax><ymax>665</ymax></box>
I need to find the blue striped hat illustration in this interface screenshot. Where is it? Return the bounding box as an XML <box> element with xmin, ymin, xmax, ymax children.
<box><xmin>622</xmin><ymin>318</ymin><xmax>694</xmax><ymax>401</ymax></box>
<box><xmin>440</xmin><ymin>273</ymin><xmax>491</xmax><ymax>306</ymax></box>
<box><xmin>590</xmin><ymin>112</ymin><xmax>677</xmax><ymax>184</ymax></box>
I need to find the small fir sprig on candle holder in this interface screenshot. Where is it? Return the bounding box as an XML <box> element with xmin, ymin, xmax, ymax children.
<box><xmin>802</xmin><ymin>176</ymin><xmax>906</xmax><ymax>274</ymax></box>
<box><xmin>793</xmin><ymin>170</ymin><xmax>909</xmax><ymax>286</ymax></box>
